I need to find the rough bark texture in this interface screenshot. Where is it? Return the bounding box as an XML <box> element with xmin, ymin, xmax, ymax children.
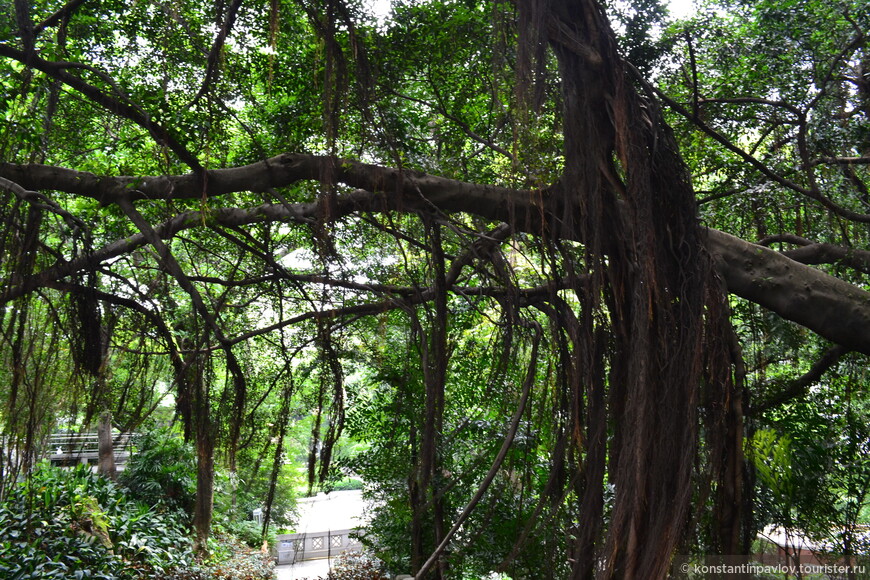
<box><xmin>97</xmin><ymin>410</ymin><xmax>116</xmax><ymax>481</ymax></box>
<box><xmin>194</xmin><ymin>428</ymin><xmax>215</xmax><ymax>556</ymax></box>
<box><xmin>707</xmin><ymin>229</ymin><xmax>870</xmax><ymax>354</ymax></box>
<box><xmin>176</xmin><ymin>332</ymin><xmax>215</xmax><ymax>557</ymax></box>
<box><xmin>541</xmin><ymin>0</ymin><xmax>731</xmax><ymax>575</ymax></box>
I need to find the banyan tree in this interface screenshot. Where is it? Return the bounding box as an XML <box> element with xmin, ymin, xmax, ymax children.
<box><xmin>1</xmin><ymin>0</ymin><xmax>868</xmax><ymax>577</ymax></box>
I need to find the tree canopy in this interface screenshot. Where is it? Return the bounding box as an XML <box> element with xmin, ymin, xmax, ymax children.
<box><xmin>1</xmin><ymin>0</ymin><xmax>868</xmax><ymax>577</ymax></box>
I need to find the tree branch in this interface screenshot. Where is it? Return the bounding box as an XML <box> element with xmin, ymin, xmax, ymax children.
<box><xmin>32</xmin><ymin>0</ymin><xmax>87</xmax><ymax>36</ymax></box>
<box><xmin>758</xmin><ymin>234</ymin><xmax>870</xmax><ymax>274</ymax></box>
<box><xmin>4</xmin><ymin>157</ymin><xmax>870</xmax><ymax>353</ymax></box>
<box><xmin>810</xmin><ymin>156</ymin><xmax>870</xmax><ymax>166</ymax></box>
<box><xmin>191</xmin><ymin>0</ymin><xmax>244</xmax><ymax>105</ymax></box>
<box><xmin>753</xmin><ymin>345</ymin><xmax>850</xmax><ymax>413</ymax></box>
<box><xmin>706</xmin><ymin>229</ymin><xmax>870</xmax><ymax>354</ymax></box>
<box><xmin>0</xmin><ymin>45</ymin><xmax>203</xmax><ymax>173</ymax></box>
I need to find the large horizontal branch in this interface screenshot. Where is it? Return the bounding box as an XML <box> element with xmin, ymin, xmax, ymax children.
<box><xmin>0</xmin><ymin>154</ymin><xmax>536</xmax><ymax>221</ymax></box>
<box><xmin>758</xmin><ymin>234</ymin><xmax>870</xmax><ymax>275</ymax></box>
<box><xmin>3</xmin><ymin>156</ymin><xmax>870</xmax><ymax>353</ymax></box>
<box><xmin>706</xmin><ymin>229</ymin><xmax>870</xmax><ymax>354</ymax></box>
<box><xmin>810</xmin><ymin>156</ymin><xmax>870</xmax><ymax>166</ymax></box>
<box><xmin>784</xmin><ymin>244</ymin><xmax>870</xmax><ymax>275</ymax></box>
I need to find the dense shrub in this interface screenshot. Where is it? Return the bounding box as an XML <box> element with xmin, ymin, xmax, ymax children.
<box><xmin>119</xmin><ymin>427</ymin><xmax>197</xmax><ymax>518</ymax></box>
<box><xmin>0</xmin><ymin>463</ymin><xmax>275</xmax><ymax>580</ymax></box>
<box><xmin>0</xmin><ymin>463</ymin><xmax>198</xmax><ymax>579</ymax></box>
<box><xmin>326</xmin><ymin>477</ymin><xmax>364</xmax><ymax>493</ymax></box>
<box><xmin>313</xmin><ymin>550</ymin><xmax>388</xmax><ymax>580</ymax></box>
<box><xmin>225</xmin><ymin>519</ymin><xmax>275</xmax><ymax>549</ymax></box>
<box><xmin>124</xmin><ymin>533</ymin><xmax>274</xmax><ymax>580</ymax></box>
<box><xmin>210</xmin><ymin>458</ymin><xmax>298</xmax><ymax>552</ymax></box>
<box><xmin>202</xmin><ymin>534</ymin><xmax>274</xmax><ymax>580</ymax></box>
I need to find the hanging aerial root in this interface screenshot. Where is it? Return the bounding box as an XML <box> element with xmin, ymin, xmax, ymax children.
<box><xmin>523</xmin><ymin>0</ymin><xmax>742</xmax><ymax>577</ymax></box>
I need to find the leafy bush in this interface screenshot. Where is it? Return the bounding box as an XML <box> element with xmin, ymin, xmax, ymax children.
<box><xmin>313</xmin><ymin>550</ymin><xmax>388</xmax><ymax>580</ymax></box>
<box><xmin>195</xmin><ymin>534</ymin><xmax>274</xmax><ymax>580</ymax></box>
<box><xmin>326</xmin><ymin>476</ymin><xmax>364</xmax><ymax>492</ymax></box>
<box><xmin>119</xmin><ymin>427</ymin><xmax>197</xmax><ymax>517</ymax></box>
<box><xmin>138</xmin><ymin>536</ymin><xmax>274</xmax><ymax>580</ymax></box>
<box><xmin>0</xmin><ymin>463</ymin><xmax>198</xmax><ymax>579</ymax></box>
<box><xmin>225</xmin><ymin>519</ymin><xmax>275</xmax><ymax>549</ymax></box>
<box><xmin>212</xmin><ymin>461</ymin><xmax>298</xmax><ymax>543</ymax></box>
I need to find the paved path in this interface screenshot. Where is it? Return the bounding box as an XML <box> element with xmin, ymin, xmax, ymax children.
<box><xmin>295</xmin><ymin>489</ymin><xmax>367</xmax><ymax>533</ymax></box>
<box><xmin>275</xmin><ymin>490</ymin><xmax>366</xmax><ymax>580</ymax></box>
<box><xmin>275</xmin><ymin>557</ymin><xmax>331</xmax><ymax>580</ymax></box>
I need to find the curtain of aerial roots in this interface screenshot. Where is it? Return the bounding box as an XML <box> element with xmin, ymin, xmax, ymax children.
<box><xmin>521</xmin><ymin>0</ymin><xmax>742</xmax><ymax>577</ymax></box>
<box><xmin>1</xmin><ymin>200</ymin><xmax>41</xmax><ymax>477</ymax></box>
<box><xmin>305</xmin><ymin>319</ymin><xmax>345</xmax><ymax>495</ymax></box>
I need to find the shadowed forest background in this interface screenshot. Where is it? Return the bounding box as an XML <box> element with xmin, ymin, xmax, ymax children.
<box><xmin>0</xmin><ymin>0</ymin><xmax>869</xmax><ymax>578</ymax></box>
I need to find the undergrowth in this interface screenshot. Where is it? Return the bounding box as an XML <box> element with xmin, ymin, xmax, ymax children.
<box><xmin>0</xmin><ymin>464</ymin><xmax>275</xmax><ymax>580</ymax></box>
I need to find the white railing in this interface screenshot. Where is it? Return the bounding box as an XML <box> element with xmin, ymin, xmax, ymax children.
<box><xmin>47</xmin><ymin>432</ymin><xmax>133</xmax><ymax>467</ymax></box>
<box><xmin>274</xmin><ymin>529</ymin><xmax>363</xmax><ymax>564</ymax></box>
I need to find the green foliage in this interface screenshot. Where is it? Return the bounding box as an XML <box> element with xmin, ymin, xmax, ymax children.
<box><xmin>606</xmin><ymin>0</ymin><xmax>673</xmax><ymax>74</ymax></box>
<box><xmin>651</xmin><ymin>0</ymin><xmax>870</xmax><ymax>562</ymax></box>
<box><xmin>119</xmin><ymin>427</ymin><xmax>197</xmax><ymax>518</ymax></box>
<box><xmin>0</xmin><ymin>463</ymin><xmax>197</xmax><ymax>579</ymax></box>
<box><xmin>760</xmin><ymin>361</ymin><xmax>870</xmax><ymax>554</ymax></box>
<box><xmin>0</xmin><ymin>462</ymin><xmax>275</xmax><ymax>579</ymax></box>
<box><xmin>2</xmin><ymin>0</ymin><xmax>870</xmax><ymax>575</ymax></box>
<box><xmin>315</xmin><ymin>550</ymin><xmax>389</xmax><ymax>580</ymax></box>
<box><xmin>224</xmin><ymin>520</ymin><xmax>273</xmax><ymax>550</ymax></box>
<box><xmin>343</xmin><ymin>308</ymin><xmax>570</xmax><ymax>578</ymax></box>
<box><xmin>327</xmin><ymin>476</ymin><xmax>365</xmax><ymax>492</ymax></box>
<box><xmin>749</xmin><ymin>429</ymin><xmax>797</xmax><ymax>528</ymax></box>
<box><xmin>199</xmin><ymin>534</ymin><xmax>275</xmax><ymax>580</ymax></box>
<box><xmin>212</xmin><ymin>460</ymin><xmax>299</xmax><ymax>536</ymax></box>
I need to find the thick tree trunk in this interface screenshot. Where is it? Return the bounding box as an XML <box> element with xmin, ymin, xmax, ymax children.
<box><xmin>190</xmin><ymin>354</ymin><xmax>215</xmax><ymax>556</ymax></box>
<box><xmin>193</xmin><ymin>426</ymin><xmax>215</xmax><ymax>556</ymax></box>
<box><xmin>713</xmin><ymin>384</ymin><xmax>745</xmax><ymax>555</ymax></box>
<box><xmin>179</xmin><ymin>337</ymin><xmax>215</xmax><ymax>558</ymax></box>
<box><xmin>409</xmin><ymin>423</ymin><xmax>424</xmax><ymax>575</ymax></box>
<box><xmin>97</xmin><ymin>410</ymin><xmax>116</xmax><ymax>481</ymax></box>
